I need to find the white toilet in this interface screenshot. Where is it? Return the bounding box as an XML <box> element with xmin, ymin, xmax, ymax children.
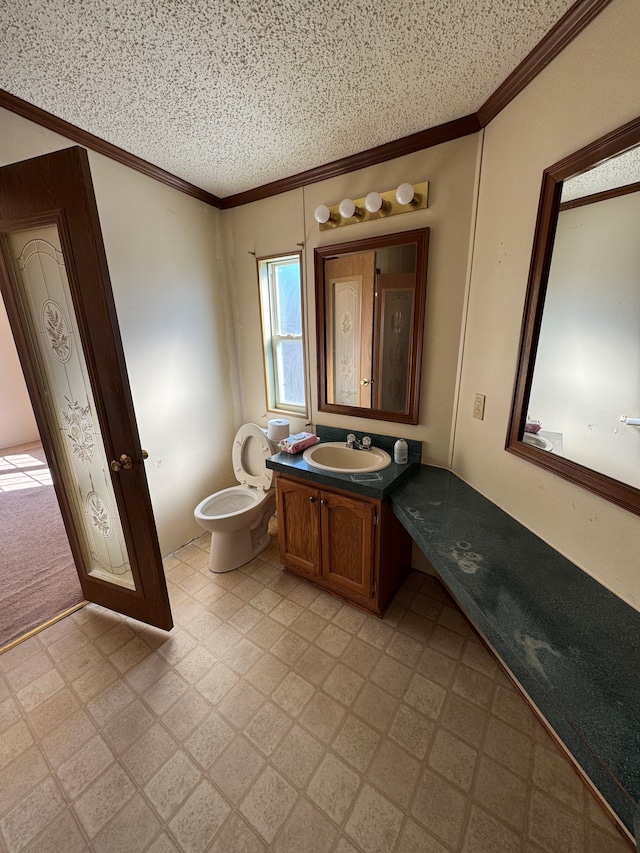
<box><xmin>194</xmin><ymin>423</ymin><xmax>278</xmax><ymax>573</ymax></box>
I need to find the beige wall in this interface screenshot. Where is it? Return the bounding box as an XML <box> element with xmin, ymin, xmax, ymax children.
<box><xmin>453</xmin><ymin>0</ymin><xmax>640</xmax><ymax>610</ymax></box>
<box><xmin>0</xmin><ymin>109</ymin><xmax>236</xmax><ymax>555</ymax></box>
<box><xmin>224</xmin><ymin>134</ymin><xmax>481</xmax><ymax>466</ymax></box>
<box><xmin>0</xmin><ymin>296</ymin><xmax>39</xmax><ymax>449</ymax></box>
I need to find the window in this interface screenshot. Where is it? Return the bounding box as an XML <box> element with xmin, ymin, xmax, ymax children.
<box><xmin>257</xmin><ymin>253</ymin><xmax>307</xmax><ymax>415</ymax></box>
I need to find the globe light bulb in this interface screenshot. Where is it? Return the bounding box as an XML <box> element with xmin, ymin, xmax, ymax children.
<box><xmin>395</xmin><ymin>182</ymin><xmax>416</xmax><ymax>206</ymax></box>
<box><xmin>339</xmin><ymin>198</ymin><xmax>356</xmax><ymax>218</ymax></box>
<box><xmin>365</xmin><ymin>191</ymin><xmax>384</xmax><ymax>213</ymax></box>
<box><xmin>314</xmin><ymin>204</ymin><xmax>332</xmax><ymax>224</ymax></box>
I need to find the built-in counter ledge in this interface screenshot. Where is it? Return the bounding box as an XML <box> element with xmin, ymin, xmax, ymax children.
<box><xmin>389</xmin><ymin>464</ymin><xmax>640</xmax><ymax>847</ymax></box>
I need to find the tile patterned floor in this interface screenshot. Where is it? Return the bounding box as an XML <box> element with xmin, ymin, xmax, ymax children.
<box><xmin>0</xmin><ymin>530</ymin><xmax>634</xmax><ymax>852</ymax></box>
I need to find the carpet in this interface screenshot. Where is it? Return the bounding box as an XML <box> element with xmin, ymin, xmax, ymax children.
<box><xmin>0</xmin><ymin>442</ymin><xmax>84</xmax><ymax>648</ymax></box>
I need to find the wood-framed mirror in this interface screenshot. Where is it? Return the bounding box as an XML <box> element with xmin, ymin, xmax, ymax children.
<box><xmin>315</xmin><ymin>227</ymin><xmax>429</xmax><ymax>425</ymax></box>
<box><xmin>507</xmin><ymin>115</ymin><xmax>640</xmax><ymax>516</ymax></box>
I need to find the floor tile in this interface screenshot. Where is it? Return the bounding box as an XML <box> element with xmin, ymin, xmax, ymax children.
<box><xmin>0</xmin><ymin>538</ymin><xmax>632</xmax><ymax>853</ymax></box>
<box><xmin>411</xmin><ymin>767</ymin><xmax>468</xmax><ymax>848</ymax></box>
<box><xmin>209</xmin><ymin>735</ymin><xmax>265</xmax><ymax>802</ymax></box>
<box><xmin>0</xmin><ymin>776</ymin><xmax>65</xmax><ymax>853</ymax></box>
<box><xmin>306</xmin><ymin>752</ymin><xmax>361</xmax><ymax>823</ymax></box>
<box><xmin>332</xmin><ymin>714</ymin><xmax>381</xmax><ymax>773</ymax></box>
<box><xmin>298</xmin><ymin>690</ymin><xmax>346</xmax><ymax>743</ymax></box>
<box><xmin>208</xmin><ymin>813</ymin><xmax>267</xmax><ymax>852</ymax></box>
<box><xmin>461</xmin><ymin>803</ymin><xmax>522</xmax><ymax>853</ymax></box>
<box><xmin>239</xmin><ymin>766</ymin><xmax>297</xmax><ymax>843</ymax></box>
<box><xmin>368</xmin><ymin>738</ymin><xmax>422</xmax><ymax>807</ymax></box>
<box><xmin>144</xmin><ymin>749</ymin><xmax>201</xmax><ymax>820</ymax></box>
<box><xmin>184</xmin><ymin>711</ymin><xmax>235</xmax><ymax>770</ymax></box>
<box><xmin>91</xmin><ymin>793</ymin><xmax>160</xmax><ymax>853</ymax></box>
<box><xmin>244</xmin><ymin>701</ymin><xmax>292</xmax><ymax>756</ymax></box>
<box><xmin>55</xmin><ymin>733</ymin><xmax>114</xmax><ymax>799</ymax></box>
<box><xmin>387</xmin><ymin>703</ymin><xmax>435</xmax><ymax>760</ymax></box>
<box><xmin>344</xmin><ymin>783</ymin><xmax>404</xmax><ymax>853</ymax></box>
<box><xmin>427</xmin><ymin>728</ymin><xmax>479</xmax><ymax>793</ymax></box>
<box><xmin>73</xmin><ymin>763</ymin><xmax>135</xmax><ymax>838</ymax></box>
<box><xmin>168</xmin><ymin>778</ymin><xmax>231</xmax><ymax>852</ymax></box>
<box><xmin>270</xmin><ymin>723</ymin><xmax>326</xmax><ymax>788</ymax></box>
<box><xmin>272</xmin><ymin>797</ymin><xmax>338</xmax><ymax>853</ymax></box>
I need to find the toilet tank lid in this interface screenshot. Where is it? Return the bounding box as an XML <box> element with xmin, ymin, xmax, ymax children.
<box><xmin>232</xmin><ymin>423</ymin><xmax>274</xmax><ymax>491</ymax></box>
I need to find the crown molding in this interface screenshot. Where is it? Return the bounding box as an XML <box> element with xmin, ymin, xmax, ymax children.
<box><xmin>0</xmin><ymin>90</ymin><xmax>223</xmax><ymax>208</ymax></box>
<box><xmin>477</xmin><ymin>0</ymin><xmax>613</xmax><ymax>127</ymax></box>
<box><xmin>221</xmin><ymin>115</ymin><xmax>480</xmax><ymax>209</ymax></box>
<box><xmin>0</xmin><ymin>0</ymin><xmax>613</xmax><ymax>209</ymax></box>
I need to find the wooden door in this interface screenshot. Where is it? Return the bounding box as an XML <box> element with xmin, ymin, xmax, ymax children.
<box><xmin>276</xmin><ymin>476</ymin><xmax>320</xmax><ymax>579</ymax></box>
<box><xmin>373</xmin><ymin>272</ymin><xmax>415</xmax><ymax>412</ymax></box>
<box><xmin>320</xmin><ymin>490</ymin><xmax>375</xmax><ymax>602</ymax></box>
<box><xmin>0</xmin><ymin>148</ymin><xmax>172</xmax><ymax>630</ymax></box>
<box><xmin>324</xmin><ymin>252</ymin><xmax>375</xmax><ymax>407</ymax></box>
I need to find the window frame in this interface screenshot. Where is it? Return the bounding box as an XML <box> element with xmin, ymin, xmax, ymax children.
<box><xmin>257</xmin><ymin>251</ymin><xmax>308</xmax><ymax>417</ymax></box>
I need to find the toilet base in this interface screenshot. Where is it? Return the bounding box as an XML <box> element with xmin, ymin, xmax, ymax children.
<box><xmin>208</xmin><ymin>497</ymin><xmax>276</xmax><ymax>573</ymax></box>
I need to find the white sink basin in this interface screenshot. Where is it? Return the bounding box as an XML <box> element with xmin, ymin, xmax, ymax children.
<box><xmin>303</xmin><ymin>442</ymin><xmax>391</xmax><ymax>473</ymax></box>
<box><xmin>523</xmin><ymin>432</ymin><xmax>553</xmax><ymax>452</ymax></box>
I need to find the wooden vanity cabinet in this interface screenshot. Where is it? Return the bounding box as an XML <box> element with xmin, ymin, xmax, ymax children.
<box><xmin>275</xmin><ymin>472</ymin><xmax>411</xmax><ymax>616</ymax></box>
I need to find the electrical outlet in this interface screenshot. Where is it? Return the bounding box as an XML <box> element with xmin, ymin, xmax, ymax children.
<box><xmin>473</xmin><ymin>393</ymin><xmax>486</xmax><ymax>420</ymax></box>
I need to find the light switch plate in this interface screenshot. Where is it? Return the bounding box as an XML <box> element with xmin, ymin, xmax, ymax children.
<box><xmin>473</xmin><ymin>393</ymin><xmax>486</xmax><ymax>420</ymax></box>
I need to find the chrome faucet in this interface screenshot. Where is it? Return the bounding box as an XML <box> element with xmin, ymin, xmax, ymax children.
<box><xmin>346</xmin><ymin>433</ymin><xmax>372</xmax><ymax>451</ymax></box>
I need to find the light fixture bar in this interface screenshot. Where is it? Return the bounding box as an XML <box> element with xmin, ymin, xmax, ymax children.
<box><xmin>315</xmin><ymin>181</ymin><xmax>428</xmax><ymax>230</ymax></box>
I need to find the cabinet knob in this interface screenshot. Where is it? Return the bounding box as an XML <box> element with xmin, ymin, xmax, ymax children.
<box><xmin>320</xmin><ymin>499</ymin><xmax>327</xmax><ymax>505</ymax></box>
<box><xmin>309</xmin><ymin>496</ymin><xmax>316</xmax><ymax>502</ymax></box>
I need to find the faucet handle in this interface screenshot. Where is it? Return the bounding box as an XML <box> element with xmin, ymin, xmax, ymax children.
<box><xmin>361</xmin><ymin>436</ymin><xmax>371</xmax><ymax>449</ymax></box>
<box><xmin>346</xmin><ymin>433</ymin><xmax>356</xmax><ymax>447</ymax></box>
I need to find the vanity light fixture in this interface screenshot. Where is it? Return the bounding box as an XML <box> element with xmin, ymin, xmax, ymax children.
<box><xmin>314</xmin><ymin>181</ymin><xmax>428</xmax><ymax>231</ymax></box>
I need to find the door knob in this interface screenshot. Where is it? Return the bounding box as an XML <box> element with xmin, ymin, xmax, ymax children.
<box><xmin>360</xmin><ymin>378</ymin><xmax>370</xmax><ymax>386</ymax></box>
<box><xmin>141</xmin><ymin>449</ymin><xmax>148</xmax><ymax>460</ymax></box>
<box><xmin>110</xmin><ymin>454</ymin><xmax>133</xmax><ymax>472</ymax></box>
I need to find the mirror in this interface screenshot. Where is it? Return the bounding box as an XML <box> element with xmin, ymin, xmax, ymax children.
<box><xmin>507</xmin><ymin>116</ymin><xmax>640</xmax><ymax>515</ymax></box>
<box><xmin>315</xmin><ymin>228</ymin><xmax>429</xmax><ymax>424</ymax></box>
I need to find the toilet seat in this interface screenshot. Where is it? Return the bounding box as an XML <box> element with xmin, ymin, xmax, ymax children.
<box><xmin>232</xmin><ymin>423</ymin><xmax>274</xmax><ymax>491</ymax></box>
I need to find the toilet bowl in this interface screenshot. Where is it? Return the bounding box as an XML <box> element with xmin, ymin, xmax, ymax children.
<box><xmin>194</xmin><ymin>423</ymin><xmax>278</xmax><ymax>573</ymax></box>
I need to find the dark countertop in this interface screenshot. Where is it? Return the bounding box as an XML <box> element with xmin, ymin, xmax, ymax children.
<box><xmin>266</xmin><ymin>426</ymin><xmax>421</xmax><ymax>499</ymax></box>
<box><xmin>389</xmin><ymin>464</ymin><xmax>640</xmax><ymax>842</ymax></box>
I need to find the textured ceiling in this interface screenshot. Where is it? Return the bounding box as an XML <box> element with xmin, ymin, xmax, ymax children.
<box><xmin>1</xmin><ymin>0</ymin><xmax>577</xmax><ymax>198</ymax></box>
<box><xmin>562</xmin><ymin>146</ymin><xmax>640</xmax><ymax>201</ymax></box>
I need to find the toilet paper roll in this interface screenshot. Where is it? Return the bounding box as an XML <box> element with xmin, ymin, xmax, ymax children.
<box><xmin>267</xmin><ymin>419</ymin><xmax>290</xmax><ymax>441</ymax></box>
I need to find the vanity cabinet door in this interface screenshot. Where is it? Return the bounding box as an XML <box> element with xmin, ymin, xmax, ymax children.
<box><xmin>276</xmin><ymin>476</ymin><xmax>321</xmax><ymax>580</ymax></box>
<box><xmin>275</xmin><ymin>472</ymin><xmax>410</xmax><ymax>616</ymax></box>
<box><xmin>320</xmin><ymin>491</ymin><xmax>375</xmax><ymax>603</ymax></box>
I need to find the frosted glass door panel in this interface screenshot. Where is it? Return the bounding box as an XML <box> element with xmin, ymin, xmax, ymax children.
<box><xmin>331</xmin><ymin>277</ymin><xmax>362</xmax><ymax>406</ymax></box>
<box><xmin>7</xmin><ymin>224</ymin><xmax>135</xmax><ymax>589</ymax></box>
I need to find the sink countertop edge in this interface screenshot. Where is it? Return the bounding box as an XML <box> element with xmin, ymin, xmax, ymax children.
<box><xmin>266</xmin><ymin>450</ymin><xmax>420</xmax><ymax>499</ymax></box>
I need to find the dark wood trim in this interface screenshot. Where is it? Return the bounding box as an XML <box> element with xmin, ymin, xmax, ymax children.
<box><xmin>507</xmin><ymin>115</ymin><xmax>640</xmax><ymax>517</ymax></box>
<box><xmin>546</xmin><ymin>115</ymin><xmax>640</xmax><ymax>183</ymax></box>
<box><xmin>559</xmin><ymin>180</ymin><xmax>640</xmax><ymax>210</ymax></box>
<box><xmin>478</xmin><ymin>0</ymin><xmax>614</xmax><ymax>127</ymax></box>
<box><xmin>0</xmin><ymin>90</ymin><xmax>223</xmax><ymax>209</ymax></box>
<box><xmin>0</xmin><ymin>0</ymin><xmax>612</xmax><ymax>208</ymax></box>
<box><xmin>221</xmin><ymin>115</ymin><xmax>480</xmax><ymax>208</ymax></box>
